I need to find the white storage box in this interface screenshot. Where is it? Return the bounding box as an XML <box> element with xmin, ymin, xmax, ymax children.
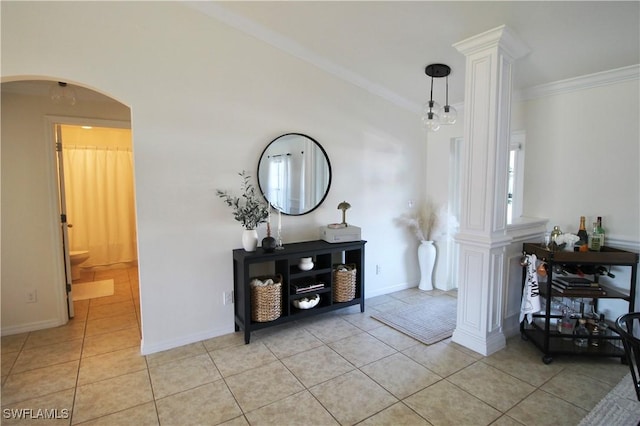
<box><xmin>320</xmin><ymin>225</ymin><xmax>361</xmax><ymax>243</ymax></box>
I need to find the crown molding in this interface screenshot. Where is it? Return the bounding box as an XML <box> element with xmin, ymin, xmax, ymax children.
<box><xmin>188</xmin><ymin>4</ymin><xmax>637</xmax><ymax>114</ymax></box>
<box><xmin>188</xmin><ymin>2</ymin><xmax>421</xmax><ymax>114</ymax></box>
<box><xmin>453</xmin><ymin>24</ymin><xmax>530</xmax><ymax>61</ymax></box>
<box><xmin>515</xmin><ymin>64</ymin><xmax>640</xmax><ymax>101</ymax></box>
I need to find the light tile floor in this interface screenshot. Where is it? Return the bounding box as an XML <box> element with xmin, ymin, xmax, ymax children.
<box><xmin>1</xmin><ymin>266</ymin><xmax>632</xmax><ymax>425</ymax></box>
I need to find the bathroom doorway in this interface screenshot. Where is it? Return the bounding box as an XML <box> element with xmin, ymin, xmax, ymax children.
<box><xmin>53</xmin><ymin>119</ymin><xmax>139</xmax><ymax>319</ymax></box>
<box><xmin>1</xmin><ymin>79</ymin><xmax>139</xmax><ymax>336</ymax></box>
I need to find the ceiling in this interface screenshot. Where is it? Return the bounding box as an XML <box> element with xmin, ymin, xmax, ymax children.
<box><xmin>3</xmin><ymin>2</ymin><xmax>638</xmax><ymax>112</ymax></box>
<box><xmin>191</xmin><ymin>1</ymin><xmax>640</xmax><ymax>110</ymax></box>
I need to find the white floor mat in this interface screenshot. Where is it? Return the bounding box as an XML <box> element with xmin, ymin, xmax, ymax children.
<box><xmin>72</xmin><ymin>279</ymin><xmax>114</xmax><ymax>301</ymax></box>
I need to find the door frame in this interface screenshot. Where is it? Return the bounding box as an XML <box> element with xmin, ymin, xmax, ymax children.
<box><xmin>44</xmin><ymin>115</ymin><xmax>133</xmax><ymax>321</ymax></box>
<box><xmin>55</xmin><ymin>123</ymin><xmax>74</xmax><ymax>317</ymax></box>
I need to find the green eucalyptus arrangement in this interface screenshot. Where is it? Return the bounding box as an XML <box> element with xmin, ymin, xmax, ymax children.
<box><xmin>217</xmin><ymin>171</ymin><xmax>269</xmax><ymax>230</ymax></box>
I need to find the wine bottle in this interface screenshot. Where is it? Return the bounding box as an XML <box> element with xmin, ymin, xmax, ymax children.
<box><xmin>575</xmin><ymin>216</ymin><xmax>588</xmax><ymax>252</ymax></box>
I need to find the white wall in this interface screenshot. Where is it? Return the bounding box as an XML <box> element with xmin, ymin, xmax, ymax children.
<box><xmin>518</xmin><ymin>79</ymin><xmax>640</xmax><ymax>243</ymax></box>
<box><xmin>1</xmin><ymin>2</ymin><xmax>426</xmax><ymax>353</ymax></box>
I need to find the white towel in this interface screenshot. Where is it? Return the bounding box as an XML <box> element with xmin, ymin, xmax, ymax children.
<box><xmin>519</xmin><ymin>253</ymin><xmax>541</xmax><ymax>324</ymax></box>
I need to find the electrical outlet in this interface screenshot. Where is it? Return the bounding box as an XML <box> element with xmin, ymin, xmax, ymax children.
<box><xmin>26</xmin><ymin>289</ymin><xmax>37</xmax><ymax>303</ymax></box>
<box><xmin>223</xmin><ymin>291</ymin><xmax>234</xmax><ymax>305</ymax></box>
<box><xmin>376</xmin><ymin>264</ymin><xmax>381</xmax><ymax>275</ymax></box>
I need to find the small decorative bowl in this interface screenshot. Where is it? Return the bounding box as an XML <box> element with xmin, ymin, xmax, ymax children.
<box><xmin>293</xmin><ymin>294</ymin><xmax>320</xmax><ymax>309</ymax></box>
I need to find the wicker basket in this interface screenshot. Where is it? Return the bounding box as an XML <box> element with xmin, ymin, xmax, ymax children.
<box><xmin>250</xmin><ymin>274</ymin><xmax>282</xmax><ymax>322</ymax></box>
<box><xmin>333</xmin><ymin>264</ymin><xmax>357</xmax><ymax>302</ymax></box>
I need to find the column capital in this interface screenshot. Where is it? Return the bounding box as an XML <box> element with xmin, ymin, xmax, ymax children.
<box><xmin>453</xmin><ymin>25</ymin><xmax>530</xmax><ymax>60</ymax></box>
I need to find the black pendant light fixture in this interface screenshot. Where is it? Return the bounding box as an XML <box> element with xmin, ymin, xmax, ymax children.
<box><xmin>422</xmin><ymin>64</ymin><xmax>457</xmax><ymax>132</ymax></box>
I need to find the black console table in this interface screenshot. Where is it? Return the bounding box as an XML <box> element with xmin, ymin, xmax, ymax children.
<box><xmin>232</xmin><ymin>239</ymin><xmax>366</xmax><ymax>343</ymax></box>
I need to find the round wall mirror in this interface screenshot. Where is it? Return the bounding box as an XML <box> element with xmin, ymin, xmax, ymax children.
<box><xmin>257</xmin><ymin>133</ymin><xmax>331</xmax><ymax>215</ymax></box>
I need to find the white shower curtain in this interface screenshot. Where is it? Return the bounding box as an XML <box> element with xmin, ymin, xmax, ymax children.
<box><xmin>267</xmin><ymin>155</ymin><xmax>292</xmax><ymax>212</ymax></box>
<box><xmin>63</xmin><ymin>146</ymin><xmax>137</xmax><ymax>267</ymax></box>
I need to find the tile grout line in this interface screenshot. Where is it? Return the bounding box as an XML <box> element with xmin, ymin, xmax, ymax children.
<box><xmin>143</xmin><ymin>354</ymin><xmax>162</xmax><ymax>426</ymax></box>
<box><xmin>67</xmin><ymin>304</ymin><xmax>87</xmax><ymax>426</ymax></box>
<box><xmin>1</xmin><ymin>271</ymin><xmax>625</xmax><ymax>425</ymax></box>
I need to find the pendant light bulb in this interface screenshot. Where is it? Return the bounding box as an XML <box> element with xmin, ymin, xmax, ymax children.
<box><xmin>440</xmin><ymin>104</ymin><xmax>457</xmax><ymax>125</ymax></box>
<box><xmin>422</xmin><ymin>110</ymin><xmax>440</xmax><ymax>132</ymax></box>
<box><xmin>438</xmin><ymin>74</ymin><xmax>456</xmax><ymax>124</ymax></box>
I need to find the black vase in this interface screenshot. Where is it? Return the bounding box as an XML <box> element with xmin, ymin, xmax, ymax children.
<box><xmin>262</xmin><ymin>236</ymin><xmax>277</xmax><ymax>253</ymax></box>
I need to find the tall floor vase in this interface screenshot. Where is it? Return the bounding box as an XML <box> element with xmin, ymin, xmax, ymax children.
<box><xmin>242</xmin><ymin>229</ymin><xmax>259</xmax><ymax>252</ymax></box>
<box><xmin>418</xmin><ymin>240</ymin><xmax>436</xmax><ymax>291</ymax></box>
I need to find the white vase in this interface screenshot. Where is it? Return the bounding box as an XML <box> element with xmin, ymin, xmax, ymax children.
<box><xmin>242</xmin><ymin>229</ymin><xmax>259</xmax><ymax>252</ymax></box>
<box><xmin>298</xmin><ymin>257</ymin><xmax>314</xmax><ymax>271</ymax></box>
<box><xmin>418</xmin><ymin>240</ymin><xmax>436</xmax><ymax>291</ymax></box>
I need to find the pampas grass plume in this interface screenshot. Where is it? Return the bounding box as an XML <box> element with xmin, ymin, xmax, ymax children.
<box><xmin>397</xmin><ymin>200</ymin><xmax>459</xmax><ymax>242</ymax></box>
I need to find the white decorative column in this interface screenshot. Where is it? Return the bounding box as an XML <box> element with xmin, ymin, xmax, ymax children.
<box><xmin>451</xmin><ymin>25</ymin><xmax>529</xmax><ymax>355</ymax></box>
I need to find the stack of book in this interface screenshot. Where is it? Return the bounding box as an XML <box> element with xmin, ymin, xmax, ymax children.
<box><xmin>293</xmin><ymin>282</ymin><xmax>325</xmax><ymax>294</ymax></box>
<box><xmin>551</xmin><ymin>276</ymin><xmax>607</xmax><ymax>296</ymax></box>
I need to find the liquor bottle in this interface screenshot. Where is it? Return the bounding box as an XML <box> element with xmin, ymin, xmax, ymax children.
<box><xmin>575</xmin><ymin>216</ymin><xmax>588</xmax><ymax>251</ymax></box>
<box><xmin>550</xmin><ymin>226</ymin><xmax>562</xmax><ymax>250</ymax></box>
<box><xmin>596</xmin><ymin>216</ymin><xmax>605</xmax><ymax>248</ymax></box>
<box><xmin>574</xmin><ymin>319</ymin><xmax>589</xmax><ymax>347</ymax></box>
<box><xmin>597</xmin><ymin>313</ymin><xmax>609</xmax><ymax>338</ymax></box>
<box><xmin>590</xmin><ymin>322</ymin><xmax>600</xmax><ymax>347</ymax></box>
<box><xmin>589</xmin><ymin>222</ymin><xmax>602</xmax><ymax>251</ymax></box>
<box><xmin>559</xmin><ymin>308</ymin><xmax>575</xmax><ymax>339</ymax></box>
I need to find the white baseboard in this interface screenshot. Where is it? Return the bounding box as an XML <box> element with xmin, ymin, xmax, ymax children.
<box><xmin>1</xmin><ymin>318</ymin><xmax>66</xmax><ymax>337</ymax></box>
<box><xmin>365</xmin><ymin>282</ymin><xmax>414</xmax><ymax>299</ymax></box>
<box><xmin>140</xmin><ymin>324</ymin><xmax>234</xmax><ymax>355</ymax></box>
<box><xmin>142</xmin><ymin>280</ymin><xmax>419</xmax><ymax>355</ymax></box>
<box><xmin>451</xmin><ymin>327</ymin><xmax>507</xmax><ymax>356</ymax></box>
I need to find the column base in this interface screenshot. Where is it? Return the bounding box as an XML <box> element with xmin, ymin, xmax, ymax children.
<box><xmin>452</xmin><ymin>326</ymin><xmax>506</xmax><ymax>356</ymax></box>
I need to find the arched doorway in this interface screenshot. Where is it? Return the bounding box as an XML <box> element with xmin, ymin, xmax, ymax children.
<box><xmin>1</xmin><ymin>79</ymin><xmax>140</xmax><ymax>339</ymax></box>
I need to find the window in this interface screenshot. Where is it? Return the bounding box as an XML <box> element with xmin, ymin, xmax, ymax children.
<box><xmin>447</xmin><ymin>131</ymin><xmax>525</xmax><ymax>288</ymax></box>
<box><xmin>507</xmin><ymin>131</ymin><xmax>526</xmax><ymax>224</ymax></box>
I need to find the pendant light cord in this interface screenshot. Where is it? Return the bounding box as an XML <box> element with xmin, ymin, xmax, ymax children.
<box><xmin>445</xmin><ymin>76</ymin><xmax>449</xmax><ymax>107</ymax></box>
<box><xmin>429</xmin><ymin>75</ymin><xmax>435</xmax><ymax>112</ymax></box>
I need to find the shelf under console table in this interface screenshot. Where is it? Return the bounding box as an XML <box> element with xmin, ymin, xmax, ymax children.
<box><xmin>232</xmin><ymin>239</ymin><xmax>366</xmax><ymax>343</ymax></box>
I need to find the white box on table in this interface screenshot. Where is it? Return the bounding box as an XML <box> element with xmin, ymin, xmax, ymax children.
<box><xmin>320</xmin><ymin>225</ymin><xmax>361</xmax><ymax>243</ymax></box>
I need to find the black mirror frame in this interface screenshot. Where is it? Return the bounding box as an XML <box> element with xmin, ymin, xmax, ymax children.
<box><xmin>257</xmin><ymin>133</ymin><xmax>332</xmax><ymax>216</ymax></box>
